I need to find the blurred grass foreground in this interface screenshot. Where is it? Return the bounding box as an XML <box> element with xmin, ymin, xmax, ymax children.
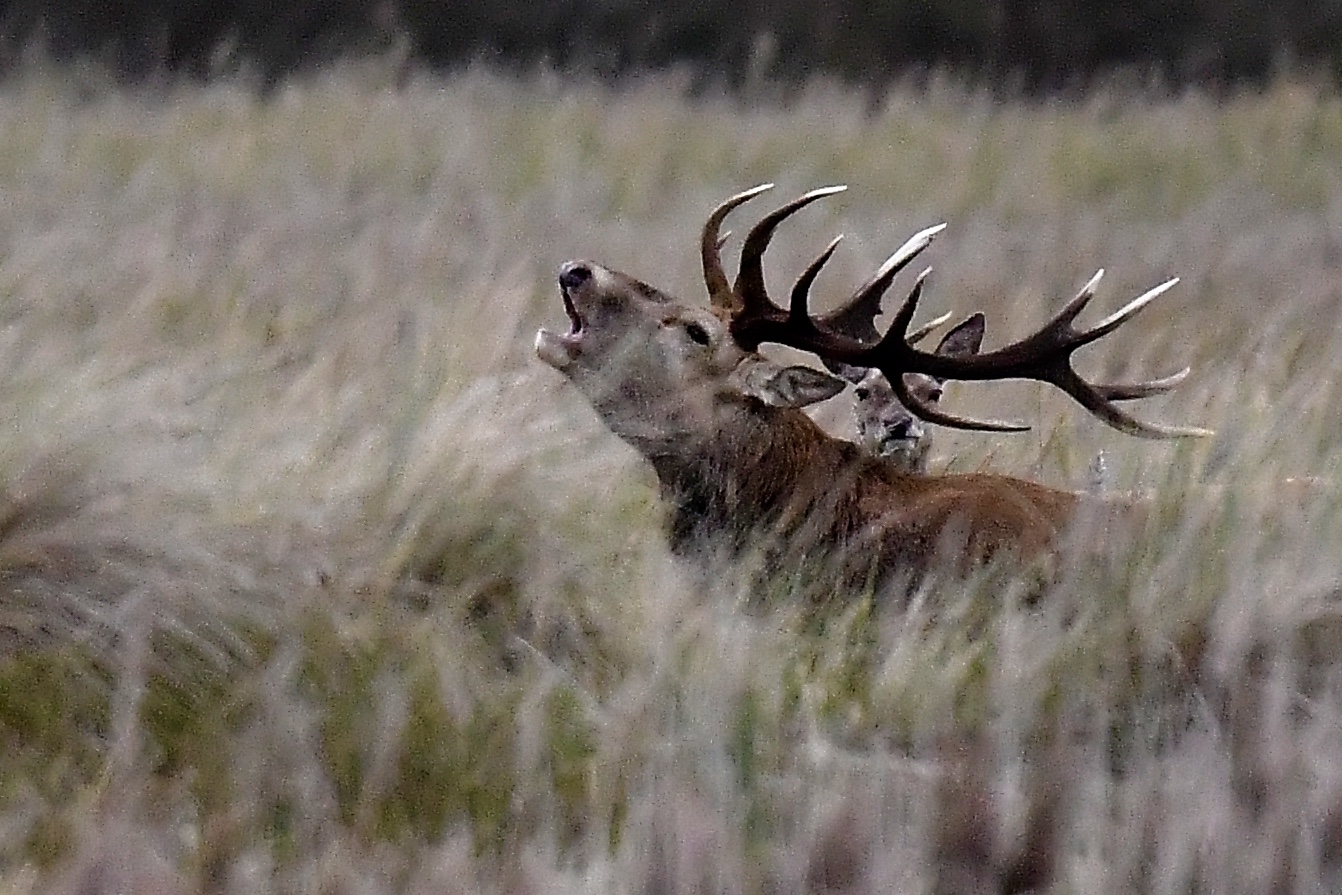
<box><xmin>0</xmin><ymin>59</ymin><xmax>1341</xmax><ymax>893</ymax></box>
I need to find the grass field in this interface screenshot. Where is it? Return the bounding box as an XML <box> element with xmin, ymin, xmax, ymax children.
<box><xmin>0</xmin><ymin>57</ymin><xmax>1341</xmax><ymax>893</ymax></box>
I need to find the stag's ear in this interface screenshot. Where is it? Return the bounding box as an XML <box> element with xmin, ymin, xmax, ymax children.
<box><xmin>733</xmin><ymin>358</ymin><xmax>847</xmax><ymax>408</ymax></box>
<box><xmin>936</xmin><ymin>313</ymin><xmax>985</xmax><ymax>359</ymax></box>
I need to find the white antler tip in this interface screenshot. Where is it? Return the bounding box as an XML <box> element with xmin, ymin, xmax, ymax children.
<box><xmin>715</xmin><ymin>183</ymin><xmax>776</xmax><ymax>215</ymax></box>
<box><xmin>729</xmin><ymin>183</ymin><xmax>775</xmax><ymax>202</ymax></box>
<box><xmin>804</xmin><ymin>184</ymin><xmax>849</xmax><ymax>200</ymax></box>
<box><xmin>1137</xmin><ymin>277</ymin><xmax>1181</xmax><ymax>303</ymax></box>
<box><xmin>872</xmin><ymin>225</ymin><xmax>946</xmax><ymax>282</ymax></box>
<box><xmin>1093</xmin><ymin>277</ymin><xmax>1181</xmax><ymax>330</ymax></box>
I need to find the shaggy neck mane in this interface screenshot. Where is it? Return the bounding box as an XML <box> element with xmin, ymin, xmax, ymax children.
<box><xmin>645</xmin><ymin>400</ymin><xmax>866</xmax><ymax>557</ymax></box>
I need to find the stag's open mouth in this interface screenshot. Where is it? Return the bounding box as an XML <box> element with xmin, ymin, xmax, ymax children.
<box><xmin>561</xmin><ymin>284</ymin><xmax>585</xmax><ymax>336</ymax></box>
<box><xmin>534</xmin><ymin>270</ymin><xmax>589</xmax><ymax>369</ymax></box>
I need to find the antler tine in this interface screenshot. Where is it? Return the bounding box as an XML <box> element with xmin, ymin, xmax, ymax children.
<box><xmin>703</xmin><ymin>184</ymin><xmax>774</xmax><ymax>310</ymax></box>
<box><xmin>1094</xmin><ymin>366</ymin><xmax>1189</xmax><ymax>401</ymax></box>
<box><xmin>1026</xmin><ymin>275</ymin><xmax>1178</xmax><ymax>355</ymax></box>
<box><xmin>1078</xmin><ymin>277</ymin><xmax>1180</xmax><ymax>347</ymax></box>
<box><xmin>735</xmin><ymin>185</ymin><xmax>847</xmax><ymax>316</ymax></box>
<box><xmin>887</xmin><ymin>362</ymin><xmax>1206</xmax><ymax>437</ymax></box>
<box><xmin>960</xmin><ymin>268</ymin><xmax>1102</xmax><ymax>360</ymax></box>
<box><xmin>889</xmin><ymin>371</ymin><xmax>1030</xmax><ymax>432</ymax></box>
<box><xmin>818</xmin><ymin>222</ymin><xmax>948</xmax><ymax>344</ymax></box>
<box><xmin>1049</xmin><ymin>268</ymin><xmax>1105</xmax><ymax>331</ymax></box>
<box><xmin>880</xmin><ymin>267</ymin><xmax>933</xmax><ymax>351</ymax></box>
<box><xmin>907</xmin><ymin>310</ymin><xmax>953</xmax><ymax>346</ymax></box>
<box><xmin>789</xmin><ymin>235</ymin><xmax>844</xmax><ymax>324</ymax></box>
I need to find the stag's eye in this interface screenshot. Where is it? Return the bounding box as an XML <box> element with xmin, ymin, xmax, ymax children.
<box><xmin>854</xmin><ymin>387</ymin><xmax>871</xmax><ymax>400</ymax></box>
<box><xmin>683</xmin><ymin>322</ymin><xmax>711</xmax><ymax>346</ymax></box>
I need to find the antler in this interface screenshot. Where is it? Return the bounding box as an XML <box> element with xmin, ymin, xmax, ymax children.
<box><xmin>700</xmin><ymin>185</ymin><xmax>1210</xmax><ymax>439</ymax></box>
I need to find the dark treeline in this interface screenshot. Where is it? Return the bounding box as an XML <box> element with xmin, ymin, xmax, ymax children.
<box><xmin>0</xmin><ymin>0</ymin><xmax>1339</xmax><ymax>91</ymax></box>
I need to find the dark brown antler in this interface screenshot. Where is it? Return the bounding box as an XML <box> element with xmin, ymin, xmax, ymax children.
<box><xmin>700</xmin><ymin>185</ymin><xmax>1210</xmax><ymax>439</ymax></box>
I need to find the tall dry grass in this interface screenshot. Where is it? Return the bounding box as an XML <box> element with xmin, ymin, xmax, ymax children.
<box><xmin>0</xmin><ymin>59</ymin><xmax>1340</xmax><ymax>893</ymax></box>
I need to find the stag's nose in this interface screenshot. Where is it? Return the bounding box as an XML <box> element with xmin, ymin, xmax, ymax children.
<box><xmin>558</xmin><ymin>262</ymin><xmax>593</xmax><ymax>292</ymax></box>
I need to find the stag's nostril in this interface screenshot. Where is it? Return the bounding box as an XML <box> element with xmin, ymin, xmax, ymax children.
<box><xmin>887</xmin><ymin>419</ymin><xmax>913</xmax><ymax>440</ymax></box>
<box><xmin>559</xmin><ymin>263</ymin><xmax>593</xmax><ymax>292</ymax></box>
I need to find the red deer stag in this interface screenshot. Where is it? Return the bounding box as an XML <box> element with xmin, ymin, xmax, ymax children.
<box><xmin>535</xmin><ymin>185</ymin><xmax>1208</xmax><ymax>599</ymax></box>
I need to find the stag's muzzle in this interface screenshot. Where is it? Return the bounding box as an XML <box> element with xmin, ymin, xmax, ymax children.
<box><xmin>535</xmin><ymin>262</ymin><xmax>593</xmax><ymax>369</ymax></box>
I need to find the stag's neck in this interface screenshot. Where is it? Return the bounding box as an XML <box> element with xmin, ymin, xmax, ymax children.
<box><xmin>644</xmin><ymin>401</ymin><xmax>865</xmax><ymax>557</ymax></box>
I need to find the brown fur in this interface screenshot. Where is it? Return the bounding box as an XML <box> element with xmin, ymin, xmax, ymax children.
<box><xmin>651</xmin><ymin>397</ymin><xmax>1082</xmax><ymax>598</ymax></box>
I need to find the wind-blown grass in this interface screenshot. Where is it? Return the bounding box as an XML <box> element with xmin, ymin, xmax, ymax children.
<box><xmin>0</xmin><ymin>59</ymin><xmax>1340</xmax><ymax>893</ymax></box>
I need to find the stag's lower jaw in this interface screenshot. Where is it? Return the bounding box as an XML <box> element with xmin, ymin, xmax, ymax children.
<box><xmin>535</xmin><ymin>328</ymin><xmax>582</xmax><ymax>369</ymax></box>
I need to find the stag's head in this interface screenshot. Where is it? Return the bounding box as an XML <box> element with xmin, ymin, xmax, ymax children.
<box><xmin>535</xmin><ymin>193</ymin><xmax>854</xmax><ymax>450</ymax></box>
<box><xmin>535</xmin><ymin>261</ymin><xmax>847</xmax><ymax>449</ymax></box>
<box><xmin>537</xmin><ymin>184</ymin><xmax>1208</xmax><ymax>457</ymax></box>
